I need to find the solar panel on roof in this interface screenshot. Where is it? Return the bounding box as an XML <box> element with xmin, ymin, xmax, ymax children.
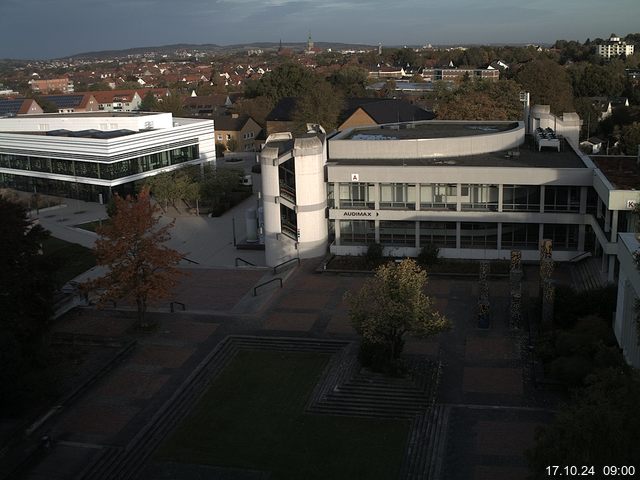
<box><xmin>0</xmin><ymin>100</ymin><xmax>25</xmax><ymax>115</ymax></box>
<box><xmin>43</xmin><ymin>95</ymin><xmax>84</xmax><ymax>109</ymax></box>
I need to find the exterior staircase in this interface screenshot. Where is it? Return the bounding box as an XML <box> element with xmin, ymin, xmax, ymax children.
<box><xmin>570</xmin><ymin>256</ymin><xmax>608</xmax><ymax>292</ymax></box>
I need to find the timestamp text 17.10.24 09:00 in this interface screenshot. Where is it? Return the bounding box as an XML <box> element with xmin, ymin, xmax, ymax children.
<box><xmin>546</xmin><ymin>465</ymin><xmax>636</xmax><ymax>476</ymax></box>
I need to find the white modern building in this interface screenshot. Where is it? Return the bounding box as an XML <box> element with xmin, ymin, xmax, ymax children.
<box><xmin>259</xmin><ymin>108</ymin><xmax>640</xmax><ymax>290</ymax></box>
<box><xmin>0</xmin><ymin>112</ymin><xmax>215</xmax><ymax>202</ymax></box>
<box><xmin>597</xmin><ymin>34</ymin><xmax>635</xmax><ymax>59</ymax></box>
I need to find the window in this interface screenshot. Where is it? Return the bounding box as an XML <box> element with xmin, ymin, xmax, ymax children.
<box><xmin>460</xmin><ymin>222</ymin><xmax>498</xmax><ymax>249</ymax></box>
<box><xmin>543</xmin><ymin>224</ymin><xmax>579</xmax><ymax>250</ymax></box>
<box><xmin>340</xmin><ymin>220</ymin><xmax>375</xmax><ymax>245</ymax></box>
<box><xmin>420</xmin><ymin>183</ymin><xmax>456</xmax><ymax>210</ymax></box>
<box><xmin>379</xmin><ymin>183</ymin><xmax>416</xmax><ymax>209</ymax></box>
<box><xmin>501</xmin><ymin>223</ymin><xmax>539</xmax><ymax>249</ymax></box>
<box><xmin>461</xmin><ymin>184</ymin><xmax>498</xmax><ymax>211</ymax></box>
<box><xmin>420</xmin><ymin>221</ymin><xmax>456</xmax><ymax>248</ymax></box>
<box><xmin>503</xmin><ymin>185</ymin><xmax>540</xmax><ymax>211</ymax></box>
<box><xmin>379</xmin><ymin>221</ymin><xmax>415</xmax><ymax>246</ymax></box>
<box><xmin>544</xmin><ymin>186</ymin><xmax>580</xmax><ymax>212</ymax></box>
<box><xmin>338</xmin><ymin>182</ymin><xmax>375</xmax><ymax>209</ymax></box>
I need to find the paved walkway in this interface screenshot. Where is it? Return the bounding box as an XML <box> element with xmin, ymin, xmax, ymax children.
<box><xmin>32</xmin><ymin>193</ymin><xmax>266</xmax><ymax>268</ymax></box>
<box><xmin>12</xmin><ymin>260</ymin><xmax>555</xmax><ymax>480</ymax></box>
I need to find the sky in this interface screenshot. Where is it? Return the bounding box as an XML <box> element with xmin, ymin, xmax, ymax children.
<box><xmin>0</xmin><ymin>0</ymin><xmax>639</xmax><ymax>59</ymax></box>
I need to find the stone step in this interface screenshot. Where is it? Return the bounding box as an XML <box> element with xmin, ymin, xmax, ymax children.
<box><xmin>308</xmin><ymin>404</ymin><xmax>422</xmax><ymax>419</ymax></box>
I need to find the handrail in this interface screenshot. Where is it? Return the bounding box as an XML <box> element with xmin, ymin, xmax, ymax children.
<box><xmin>569</xmin><ymin>251</ymin><xmax>592</xmax><ymax>263</ymax></box>
<box><xmin>170</xmin><ymin>301</ymin><xmax>186</xmax><ymax>313</ymax></box>
<box><xmin>253</xmin><ymin>277</ymin><xmax>283</xmax><ymax>296</ymax></box>
<box><xmin>235</xmin><ymin>257</ymin><xmax>256</xmax><ymax>267</ymax></box>
<box><xmin>273</xmin><ymin>256</ymin><xmax>300</xmax><ymax>274</ymax></box>
<box><xmin>181</xmin><ymin>256</ymin><xmax>200</xmax><ymax>265</ymax></box>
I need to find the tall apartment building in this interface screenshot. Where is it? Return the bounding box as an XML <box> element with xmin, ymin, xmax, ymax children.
<box><xmin>597</xmin><ymin>34</ymin><xmax>635</xmax><ymax>59</ymax></box>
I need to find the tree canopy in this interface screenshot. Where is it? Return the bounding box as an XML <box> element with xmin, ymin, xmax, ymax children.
<box><xmin>0</xmin><ymin>197</ymin><xmax>54</xmax><ymax>409</ymax></box>
<box><xmin>87</xmin><ymin>188</ymin><xmax>183</xmax><ymax>328</ymax></box>
<box><xmin>515</xmin><ymin>58</ymin><xmax>575</xmax><ymax>114</ymax></box>
<box><xmin>527</xmin><ymin>368</ymin><xmax>640</xmax><ymax>476</ymax></box>
<box><xmin>245</xmin><ymin>62</ymin><xmax>318</xmax><ymax>103</ymax></box>
<box><xmin>436</xmin><ymin>79</ymin><xmax>523</xmax><ymax>121</ymax></box>
<box><xmin>347</xmin><ymin>259</ymin><xmax>449</xmax><ymax>372</ymax></box>
<box><xmin>293</xmin><ymin>80</ymin><xmax>345</xmax><ymax>132</ymax></box>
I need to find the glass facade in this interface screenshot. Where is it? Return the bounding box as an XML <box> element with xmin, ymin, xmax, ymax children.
<box><xmin>503</xmin><ymin>185</ymin><xmax>541</xmax><ymax>211</ymax></box>
<box><xmin>544</xmin><ymin>186</ymin><xmax>580</xmax><ymax>212</ymax></box>
<box><xmin>338</xmin><ymin>182</ymin><xmax>375</xmax><ymax>209</ymax></box>
<box><xmin>543</xmin><ymin>224</ymin><xmax>579</xmax><ymax>250</ymax></box>
<box><xmin>420</xmin><ymin>183</ymin><xmax>457</xmax><ymax>210</ymax></box>
<box><xmin>340</xmin><ymin>220</ymin><xmax>375</xmax><ymax>245</ymax></box>
<box><xmin>379</xmin><ymin>221</ymin><xmax>415</xmax><ymax>246</ymax></box>
<box><xmin>379</xmin><ymin>183</ymin><xmax>416</xmax><ymax>209</ymax></box>
<box><xmin>501</xmin><ymin>223</ymin><xmax>539</xmax><ymax>249</ymax></box>
<box><xmin>420</xmin><ymin>221</ymin><xmax>456</xmax><ymax>248</ymax></box>
<box><xmin>460</xmin><ymin>222</ymin><xmax>498</xmax><ymax>249</ymax></box>
<box><xmin>461</xmin><ymin>184</ymin><xmax>498</xmax><ymax>211</ymax></box>
<box><xmin>0</xmin><ymin>145</ymin><xmax>199</xmax><ymax>182</ymax></box>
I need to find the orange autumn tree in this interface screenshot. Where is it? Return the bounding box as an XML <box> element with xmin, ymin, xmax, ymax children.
<box><xmin>87</xmin><ymin>187</ymin><xmax>183</xmax><ymax>328</ymax></box>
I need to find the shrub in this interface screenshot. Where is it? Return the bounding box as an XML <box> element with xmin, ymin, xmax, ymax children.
<box><xmin>549</xmin><ymin>355</ymin><xmax>593</xmax><ymax>386</ymax></box>
<box><xmin>358</xmin><ymin>339</ymin><xmax>406</xmax><ymax>376</ymax></box>
<box><xmin>365</xmin><ymin>243</ymin><xmax>384</xmax><ymax>268</ymax></box>
<box><xmin>417</xmin><ymin>244</ymin><xmax>439</xmax><ymax>267</ymax></box>
<box><xmin>554</xmin><ymin>285</ymin><xmax>617</xmax><ymax>329</ymax></box>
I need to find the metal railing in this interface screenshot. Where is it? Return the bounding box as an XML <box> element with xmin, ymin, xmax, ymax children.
<box><xmin>235</xmin><ymin>257</ymin><xmax>256</xmax><ymax>267</ymax></box>
<box><xmin>181</xmin><ymin>256</ymin><xmax>199</xmax><ymax>265</ymax></box>
<box><xmin>253</xmin><ymin>277</ymin><xmax>283</xmax><ymax>296</ymax></box>
<box><xmin>569</xmin><ymin>251</ymin><xmax>592</xmax><ymax>263</ymax></box>
<box><xmin>273</xmin><ymin>257</ymin><xmax>300</xmax><ymax>274</ymax></box>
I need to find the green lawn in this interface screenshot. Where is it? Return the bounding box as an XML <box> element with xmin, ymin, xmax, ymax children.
<box><xmin>156</xmin><ymin>350</ymin><xmax>410</xmax><ymax>480</ymax></box>
<box><xmin>41</xmin><ymin>237</ymin><xmax>96</xmax><ymax>286</ymax></box>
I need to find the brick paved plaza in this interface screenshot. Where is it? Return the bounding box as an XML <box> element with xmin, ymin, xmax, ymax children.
<box><xmin>12</xmin><ymin>262</ymin><xmax>554</xmax><ymax>480</ymax></box>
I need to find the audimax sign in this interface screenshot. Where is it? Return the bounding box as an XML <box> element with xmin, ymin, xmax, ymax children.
<box><xmin>343</xmin><ymin>211</ymin><xmax>379</xmax><ymax>217</ymax></box>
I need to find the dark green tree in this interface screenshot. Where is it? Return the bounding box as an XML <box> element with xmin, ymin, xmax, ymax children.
<box><xmin>527</xmin><ymin>368</ymin><xmax>640</xmax><ymax>477</ymax></box>
<box><xmin>139</xmin><ymin>90</ymin><xmax>159</xmax><ymax>111</ymax></box>
<box><xmin>436</xmin><ymin>79</ymin><xmax>523</xmax><ymax>120</ymax></box>
<box><xmin>0</xmin><ymin>197</ymin><xmax>54</xmax><ymax>410</ymax></box>
<box><xmin>293</xmin><ymin>80</ymin><xmax>345</xmax><ymax>132</ymax></box>
<box><xmin>515</xmin><ymin>58</ymin><xmax>575</xmax><ymax>114</ymax></box>
<box><xmin>330</xmin><ymin>66</ymin><xmax>369</xmax><ymax>97</ymax></box>
<box><xmin>246</xmin><ymin>62</ymin><xmax>317</xmax><ymax>103</ymax></box>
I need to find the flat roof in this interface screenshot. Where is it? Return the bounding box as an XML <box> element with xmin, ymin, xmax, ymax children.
<box><xmin>13</xmin><ymin>112</ymin><xmax>160</xmax><ymax>118</ymax></box>
<box><xmin>592</xmin><ymin>156</ymin><xmax>640</xmax><ymax>190</ymax></box>
<box><xmin>329</xmin><ymin>137</ymin><xmax>585</xmax><ymax>169</ymax></box>
<box><xmin>342</xmin><ymin>122</ymin><xmax>519</xmax><ymax>140</ymax></box>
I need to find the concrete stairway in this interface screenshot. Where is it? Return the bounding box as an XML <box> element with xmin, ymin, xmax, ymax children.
<box><xmin>571</xmin><ymin>257</ymin><xmax>607</xmax><ymax>292</ymax></box>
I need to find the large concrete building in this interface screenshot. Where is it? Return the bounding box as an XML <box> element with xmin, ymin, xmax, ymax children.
<box><xmin>0</xmin><ymin>112</ymin><xmax>215</xmax><ymax>202</ymax></box>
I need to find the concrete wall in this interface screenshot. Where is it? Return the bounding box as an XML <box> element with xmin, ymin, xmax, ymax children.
<box><xmin>614</xmin><ymin>233</ymin><xmax>640</xmax><ymax>368</ymax></box>
<box><xmin>3</xmin><ymin>112</ymin><xmax>174</xmax><ymax>131</ymax></box>
<box><xmin>329</xmin><ymin>121</ymin><xmax>524</xmax><ymax>159</ymax></box>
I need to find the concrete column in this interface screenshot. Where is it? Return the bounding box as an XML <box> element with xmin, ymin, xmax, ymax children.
<box><xmin>608</xmin><ymin>255</ymin><xmax>616</xmax><ymax>283</ymax></box>
<box><xmin>416</xmin><ymin>184</ymin><xmax>421</xmax><ymax>211</ymax></box>
<box><xmin>611</xmin><ymin>210</ymin><xmax>619</xmax><ymax>241</ymax></box>
<box><xmin>415</xmin><ymin>221</ymin><xmax>420</xmax><ymax>249</ymax></box>
<box><xmin>579</xmin><ymin>186</ymin><xmax>588</xmax><ymax>214</ymax></box>
<box><xmin>456</xmin><ymin>222</ymin><xmax>461</xmax><ymax>249</ymax></box>
<box><xmin>498</xmin><ymin>184</ymin><xmax>503</xmax><ymax>213</ymax></box>
<box><xmin>456</xmin><ymin>183</ymin><xmax>462</xmax><ymax>212</ymax></box>
<box><xmin>375</xmin><ymin>219</ymin><xmax>380</xmax><ymax>243</ymax></box>
<box><xmin>539</xmin><ymin>185</ymin><xmax>545</xmax><ymax>213</ymax></box>
<box><xmin>578</xmin><ymin>224</ymin><xmax>586</xmax><ymax>251</ymax></box>
<box><xmin>373</xmin><ymin>183</ymin><xmax>379</xmax><ymax>210</ymax></box>
<box><xmin>597</xmin><ymin>198</ymin><xmax>602</xmax><ymax>218</ymax></box>
<box><xmin>539</xmin><ymin>223</ymin><xmax>544</xmax><ymax>244</ymax></box>
<box><xmin>497</xmin><ymin>223</ymin><xmax>503</xmax><ymax>251</ymax></box>
<box><xmin>335</xmin><ymin>218</ymin><xmax>341</xmax><ymax>246</ymax></box>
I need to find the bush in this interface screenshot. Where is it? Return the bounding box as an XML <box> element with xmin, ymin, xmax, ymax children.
<box><xmin>549</xmin><ymin>355</ymin><xmax>593</xmax><ymax>386</ymax></box>
<box><xmin>554</xmin><ymin>285</ymin><xmax>617</xmax><ymax>329</ymax></box>
<box><xmin>365</xmin><ymin>243</ymin><xmax>384</xmax><ymax>268</ymax></box>
<box><xmin>417</xmin><ymin>244</ymin><xmax>439</xmax><ymax>267</ymax></box>
<box><xmin>358</xmin><ymin>339</ymin><xmax>406</xmax><ymax>376</ymax></box>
